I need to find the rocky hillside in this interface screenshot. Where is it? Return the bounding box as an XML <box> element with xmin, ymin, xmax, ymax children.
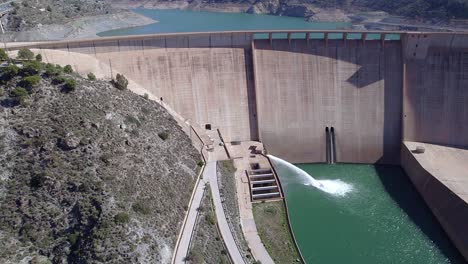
<box><xmin>3</xmin><ymin>0</ymin><xmax>114</xmax><ymax>32</ymax></box>
<box><xmin>0</xmin><ymin>51</ymin><xmax>202</xmax><ymax>263</ymax></box>
<box><xmin>117</xmin><ymin>0</ymin><xmax>468</xmax><ymax>21</ymax></box>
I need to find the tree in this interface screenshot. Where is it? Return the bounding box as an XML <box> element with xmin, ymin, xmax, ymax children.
<box><xmin>113</xmin><ymin>73</ymin><xmax>128</xmax><ymax>90</ymax></box>
<box><xmin>17</xmin><ymin>48</ymin><xmax>34</xmax><ymax>60</ymax></box>
<box><xmin>11</xmin><ymin>87</ymin><xmax>28</xmax><ymax>105</ymax></box>
<box><xmin>63</xmin><ymin>65</ymin><xmax>73</xmax><ymax>74</ymax></box>
<box><xmin>87</xmin><ymin>72</ymin><xmax>96</xmax><ymax>81</ymax></box>
<box><xmin>1</xmin><ymin>64</ymin><xmax>19</xmax><ymax>80</ymax></box>
<box><xmin>0</xmin><ymin>48</ymin><xmax>9</xmax><ymax>61</ymax></box>
<box><xmin>35</xmin><ymin>54</ymin><xmax>42</xmax><ymax>62</ymax></box>
<box><xmin>20</xmin><ymin>75</ymin><xmax>41</xmax><ymax>89</ymax></box>
<box><xmin>20</xmin><ymin>61</ymin><xmax>42</xmax><ymax>76</ymax></box>
<box><xmin>63</xmin><ymin>79</ymin><xmax>76</xmax><ymax>92</ymax></box>
<box><xmin>45</xmin><ymin>63</ymin><xmax>60</xmax><ymax>77</ymax></box>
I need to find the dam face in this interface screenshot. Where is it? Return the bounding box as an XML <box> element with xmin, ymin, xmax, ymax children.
<box><xmin>253</xmin><ymin>39</ymin><xmax>402</xmax><ymax>164</ymax></box>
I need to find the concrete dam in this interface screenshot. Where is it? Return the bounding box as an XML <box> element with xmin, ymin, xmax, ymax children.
<box><xmin>11</xmin><ymin>30</ymin><xmax>468</xmax><ymax>260</ymax></box>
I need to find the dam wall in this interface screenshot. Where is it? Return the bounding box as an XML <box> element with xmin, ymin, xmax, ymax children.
<box><xmin>253</xmin><ymin>38</ymin><xmax>403</xmax><ymax>164</ymax></box>
<box><xmin>403</xmin><ymin>33</ymin><xmax>468</xmax><ymax>147</ymax></box>
<box><xmin>25</xmin><ymin>32</ymin><xmax>257</xmax><ymax>142</ymax></box>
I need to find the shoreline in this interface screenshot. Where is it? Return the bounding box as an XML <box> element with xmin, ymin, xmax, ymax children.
<box><xmin>2</xmin><ymin>10</ymin><xmax>156</xmax><ymax>42</ymax></box>
<box><xmin>109</xmin><ymin>1</ymin><xmax>468</xmax><ymax>32</ymax></box>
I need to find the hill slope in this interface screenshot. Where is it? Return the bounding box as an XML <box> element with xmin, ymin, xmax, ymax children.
<box><xmin>0</xmin><ymin>63</ymin><xmax>201</xmax><ymax>263</ymax></box>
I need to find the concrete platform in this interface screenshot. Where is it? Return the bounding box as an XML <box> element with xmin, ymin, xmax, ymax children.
<box><xmin>401</xmin><ymin>141</ymin><xmax>468</xmax><ymax>260</ymax></box>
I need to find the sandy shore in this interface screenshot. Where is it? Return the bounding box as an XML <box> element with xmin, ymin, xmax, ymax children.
<box><xmin>2</xmin><ymin>10</ymin><xmax>156</xmax><ymax>42</ymax></box>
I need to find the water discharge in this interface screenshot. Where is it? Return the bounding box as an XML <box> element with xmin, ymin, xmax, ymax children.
<box><xmin>267</xmin><ymin>155</ymin><xmax>352</xmax><ymax>197</ymax></box>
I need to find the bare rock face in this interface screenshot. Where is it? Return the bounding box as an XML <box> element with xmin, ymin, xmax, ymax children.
<box><xmin>57</xmin><ymin>133</ymin><xmax>81</xmax><ymax>150</ymax></box>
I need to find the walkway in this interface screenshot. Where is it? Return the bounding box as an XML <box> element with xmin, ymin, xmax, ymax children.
<box><xmin>205</xmin><ymin>161</ymin><xmax>246</xmax><ymax>264</ymax></box>
<box><xmin>173</xmin><ymin>173</ymin><xmax>207</xmax><ymax>263</ymax></box>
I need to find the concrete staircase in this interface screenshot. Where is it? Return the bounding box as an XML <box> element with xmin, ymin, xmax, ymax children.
<box><xmin>247</xmin><ymin>164</ymin><xmax>282</xmax><ymax>202</ymax></box>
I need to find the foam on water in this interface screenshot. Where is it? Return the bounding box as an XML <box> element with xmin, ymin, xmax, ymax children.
<box><xmin>268</xmin><ymin>155</ymin><xmax>353</xmax><ymax>197</ymax></box>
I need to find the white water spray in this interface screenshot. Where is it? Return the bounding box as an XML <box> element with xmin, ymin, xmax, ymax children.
<box><xmin>268</xmin><ymin>155</ymin><xmax>353</xmax><ymax>197</ymax></box>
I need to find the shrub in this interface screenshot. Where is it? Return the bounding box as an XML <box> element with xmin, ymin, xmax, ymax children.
<box><xmin>63</xmin><ymin>65</ymin><xmax>73</xmax><ymax>74</ymax></box>
<box><xmin>87</xmin><ymin>72</ymin><xmax>96</xmax><ymax>81</ymax></box>
<box><xmin>63</xmin><ymin>79</ymin><xmax>76</xmax><ymax>92</ymax></box>
<box><xmin>35</xmin><ymin>54</ymin><xmax>42</xmax><ymax>62</ymax></box>
<box><xmin>68</xmin><ymin>233</ymin><xmax>79</xmax><ymax>246</ymax></box>
<box><xmin>143</xmin><ymin>93</ymin><xmax>149</xmax><ymax>99</ymax></box>
<box><xmin>45</xmin><ymin>63</ymin><xmax>59</xmax><ymax>77</ymax></box>
<box><xmin>205</xmin><ymin>212</ymin><xmax>215</xmax><ymax>225</ymax></box>
<box><xmin>52</xmin><ymin>75</ymin><xmax>66</xmax><ymax>85</ymax></box>
<box><xmin>197</xmin><ymin>161</ymin><xmax>204</xmax><ymax>167</ymax></box>
<box><xmin>1</xmin><ymin>64</ymin><xmax>19</xmax><ymax>80</ymax></box>
<box><xmin>113</xmin><ymin>73</ymin><xmax>128</xmax><ymax>90</ymax></box>
<box><xmin>21</xmin><ymin>60</ymin><xmax>42</xmax><ymax>76</ymax></box>
<box><xmin>17</xmin><ymin>48</ymin><xmax>34</xmax><ymax>60</ymax></box>
<box><xmin>132</xmin><ymin>202</ymin><xmax>150</xmax><ymax>215</ymax></box>
<box><xmin>20</xmin><ymin>75</ymin><xmax>41</xmax><ymax>89</ymax></box>
<box><xmin>0</xmin><ymin>48</ymin><xmax>8</xmax><ymax>61</ymax></box>
<box><xmin>11</xmin><ymin>87</ymin><xmax>28</xmax><ymax>105</ymax></box>
<box><xmin>114</xmin><ymin>213</ymin><xmax>130</xmax><ymax>224</ymax></box>
<box><xmin>158</xmin><ymin>131</ymin><xmax>169</xmax><ymax>141</ymax></box>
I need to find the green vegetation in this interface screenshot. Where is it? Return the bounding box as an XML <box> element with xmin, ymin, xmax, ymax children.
<box><xmin>21</xmin><ymin>60</ymin><xmax>42</xmax><ymax>76</ymax></box>
<box><xmin>158</xmin><ymin>131</ymin><xmax>169</xmax><ymax>141</ymax></box>
<box><xmin>20</xmin><ymin>75</ymin><xmax>41</xmax><ymax>89</ymax></box>
<box><xmin>63</xmin><ymin>65</ymin><xmax>73</xmax><ymax>74</ymax></box>
<box><xmin>35</xmin><ymin>54</ymin><xmax>42</xmax><ymax>62</ymax></box>
<box><xmin>87</xmin><ymin>72</ymin><xmax>96</xmax><ymax>81</ymax></box>
<box><xmin>52</xmin><ymin>76</ymin><xmax>66</xmax><ymax>85</ymax></box>
<box><xmin>132</xmin><ymin>201</ymin><xmax>151</xmax><ymax>215</ymax></box>
<box><xmin>1</xmin><ymin>64</ymin><xmax>19</xmax><ymax>81</ymax></box>
<box><xmin>17</xmin><ymin>48</ymin><xmax>34</xmax><ymax>60</ymax></box>
<box><xmin>11</xmin><ymin>87</ymin><xmax>29</xmax><ymax>105</ymax></box>
<box><xmin>0</xmin><ymin>48</ymin><xmax>9</xmax><ymax>61</ymax></box>
<box><xmin>45</xmin><ymin>63</ymin><xmax>62</xmax><ymax>77</ymax></box>
<box><xmin>253</xmin><ymin>201</ymin><xmax>300</xmax><ymax>263</ymax></box>
<box><xmin>114</xmin><ymin>213</ymin><xmax>130</xmax><ymax>224</ymax></box>
<box><xmin>113</xmin><ymin>73</ymin><xmax>128</xmax><ymax>90</ymax></box>
<box><xmin>63</xmin><ymin>79</ymin><xmax>77</xmax><ymax>92</ymax></box>
<box><xmin>197</xmin><ymin>161</ymin><xmax>205</xmax><ymax>167</ymax></box>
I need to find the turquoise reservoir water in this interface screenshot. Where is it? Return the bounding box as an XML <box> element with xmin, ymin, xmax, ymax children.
<box><xmin>271</xmin><ymin>161</ymin><xmax>464</xmax><ymax>264</ymax></box>
<box><xmin>97</xmin><ymin>9</ymin><xmax>350</xmax><ymax>37</ymax></box>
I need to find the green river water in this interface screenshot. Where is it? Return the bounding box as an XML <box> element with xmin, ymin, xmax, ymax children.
<box><xmin>271</xmin><ymin>161</ymin><xmax>464</xmax><ymax>264</ymax></box>
<box><xmin>97</xmin><ymin>9</ymin><xmax>349</xmax><ymax>37</ymax></box>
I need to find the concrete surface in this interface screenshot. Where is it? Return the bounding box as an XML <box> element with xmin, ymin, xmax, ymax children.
<box><xmin>253</xmin><ymin>38</ymin><xmax>403</xmax><ymax>164</ymax></box>
<box><xmin>401</xmin><ymin>141</ymin><xmax>468</xmax><ymax>260</ymax></box>
<box><xmin>403</xmin><ymin>33</ymin><xmax>468</xmax><ymax>147</ymax></box>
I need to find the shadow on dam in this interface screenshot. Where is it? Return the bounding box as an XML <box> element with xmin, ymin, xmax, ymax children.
<box><xmin>374</xmin><ymin>165</ymin><xmax>465</xmax><ymax>263</ymax></box>
<box><xmin>254</xmin><ymin>38</ymin><xmax>402</xmax><ymax>163</ymax></box>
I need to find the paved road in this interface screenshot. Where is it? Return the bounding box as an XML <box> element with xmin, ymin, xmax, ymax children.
<box><xmin>173</xmin><ymin>174</ymin><xmax>207</xmax><ymax>263</ymax></box>
<box><xmin>205</xmin><ymin>161</ymin><xmax>246</xmax><ymax>264</ymax></box>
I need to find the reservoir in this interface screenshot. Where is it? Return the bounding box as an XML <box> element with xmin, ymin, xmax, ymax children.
<box><xmin>270</xmin><ymin>159</ymin><xmax>464</xmax><ymax>264</ymax></box>
<box><xmin>97</xmin><ymin>9</ymin><xmax>349</xmax><ymax>36</ymax></box>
